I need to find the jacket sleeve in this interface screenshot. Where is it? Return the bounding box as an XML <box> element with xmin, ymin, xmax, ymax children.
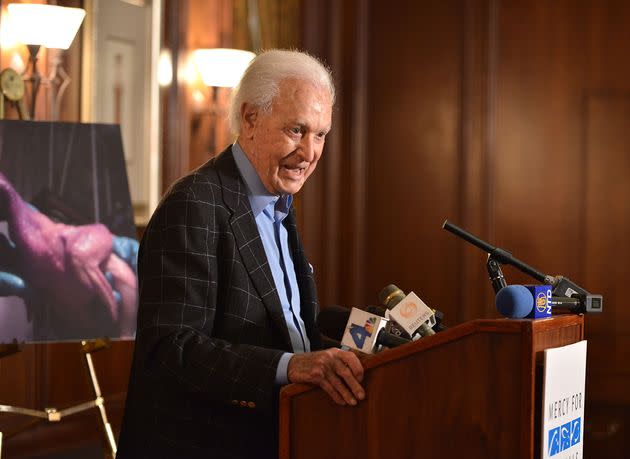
<box><xmin>133</xmin><ymin>181</ymin><xmax>284</xmax><ymax>412</ymax></box>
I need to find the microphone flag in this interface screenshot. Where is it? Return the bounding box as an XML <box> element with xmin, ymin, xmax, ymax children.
<box><xmin>341</xmin><ymin>307</ymin><xmax>389</xmax><ymax>353</ymax></box>
<box><xmin>525</xmin><ymin>285</ymin><xmax>552</xmax><ymax>319</ymax></box>
<box><xmin>388</xmin><ymin>292</ymin><xmax>435</xmax><ymax>336</ymax></box>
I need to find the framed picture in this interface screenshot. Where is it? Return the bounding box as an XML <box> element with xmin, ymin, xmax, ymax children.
<box><xmin>0</xmin><ymin>120</ymin><xmax>139</xmax><ymax>343</ymax></box>
<box><xmin>81</xmin><ymin>0</ymin><xmax>162</xmax><ymax>225</ymax></box>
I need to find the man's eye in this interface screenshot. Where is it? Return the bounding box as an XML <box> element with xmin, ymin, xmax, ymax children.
<box><xmin>290</xmin><ymin>127</ymin><xmax>302</xmax><ymax>135</ymax></box>
<box><xmin>317</xmin><ymin>131</ymin><xmax>327</xmax><ymax>139</ymax></box>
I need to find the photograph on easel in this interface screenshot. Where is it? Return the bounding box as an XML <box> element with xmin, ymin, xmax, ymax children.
<box><xmin>0</xmin><ymin>120</ymin><xmax>138</xmax><ymax>343</ymax></box>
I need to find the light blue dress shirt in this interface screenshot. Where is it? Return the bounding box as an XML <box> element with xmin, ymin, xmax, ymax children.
<box><xmin>232</xmin><ymin>143</ymin><xmax>310</xmax><ymax>384</ymax></box>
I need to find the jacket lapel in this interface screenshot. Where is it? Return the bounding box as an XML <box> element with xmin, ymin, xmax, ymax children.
<box><xmin>214</xmin><ymin>148</ymin><xmax>292</xmax><ymax>351</ymax></box>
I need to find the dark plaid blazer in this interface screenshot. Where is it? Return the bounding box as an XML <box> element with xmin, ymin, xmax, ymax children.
<box><xmin>118</xmin><ymin>147</ymin><xmax>322</xmax><ymax>459</ymax></box>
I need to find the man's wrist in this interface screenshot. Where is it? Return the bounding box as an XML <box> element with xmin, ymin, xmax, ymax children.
<box><xmin>275</xmin><ymin>352</ymin><xmax>294</xmax><ymax>385</ymax></box>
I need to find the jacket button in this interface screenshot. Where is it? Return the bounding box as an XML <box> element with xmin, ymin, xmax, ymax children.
<box><xmin>240</xmin><ymin>401</ymin><xmax>247</xmax><ymax>407</ymax></box>
<box><xmin>247</xmin><ymin>401</ymin><xmax>256</xmax><ymax>408</ymax></box>
<box><xmin>231</xmin><ymin>400</ymin><xmax>239</xmax><ymax>406</ymax></box>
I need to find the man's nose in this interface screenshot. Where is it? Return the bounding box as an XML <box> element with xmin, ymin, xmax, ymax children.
<box><xmin>299</xmin><ymin>135</ymin><xmax>317</xmax><ymax>162</ymax></box>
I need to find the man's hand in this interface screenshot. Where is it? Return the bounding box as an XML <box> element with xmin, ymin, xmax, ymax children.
<box><xmin>287</xmin><ymin>349</ymin><xmax>365</xmax><ymax>406</ymax></box>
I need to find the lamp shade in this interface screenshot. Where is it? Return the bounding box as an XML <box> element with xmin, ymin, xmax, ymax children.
<box><xmin>7</xmin><ymin>3</ymin><xmax>86</xmax><ymax>50</ymax></box>
<box><xmin>192</xmin><ymin>48</ymin><xmax>255</xmax><ymax>88</ymax></box>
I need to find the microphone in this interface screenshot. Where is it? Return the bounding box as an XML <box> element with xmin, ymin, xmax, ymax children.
<box><xmin>317</xmin><ymin>305</ymin><xmax>351</xmax><ymax>342</ymax></box>
<box><xmin>317</xmin><ymin>306</ymin><xmax>410</xmax><ymax>353</ymax></box>
<box><xmin>442</xmin><ymin>220</ymin><xmax>603</xmax><ymax>312</ymax></box>
<box><xmin>378</xmin><ymin>284</ymin><xmax>407</xmax><ymax>310</ymax></box>
<box><xmin>550</xmin><ymin>293</ymin><xmax>603</xmax><ymax>314</ymax></box>
<box><xmin>495</xmin><ymin>285</ymin><xmax>535</xmax><ymax>318</ymax></box>
<box><xmin>340</xmin><ymin>307</ymin><xmax>410</xmax><ymax>354</ymax></box>
<box><xmin>549</xmin><ymin>276</ymin><xmax>603</xmax><ymax>313</ymax></box>
<box><xmin>375</xmin><ymin>327</ymin><xmax>411</xmax><ymax>348</ymax></box>
<box><xmin>378</xmin><ymin>284</ymin><xmax>436</xmax><ymax>337</ymax></box>
<box><xmin>442</xmin><ymin>221</ymin><xmax>554</xmax><ymax>284</ymax></box>
<box><xmin>496</xmin><ymin>285</ymin><xmax>552</xmax><ymax>319</ymax></box>
<box><xmin>433</xmin><ymin>309</ymin><xmax>448</xmax><ymax>332</ymax></box>
<box><xmin>365</xmin><ymin>304</ymin><xmax>388</xmax><ymax>317</ymax></box>
<box><xmin>366</xmin><ymin>305</ymin><xmax>411</xmax><ymax>339</ymax></box>
<box><xmin>495</xmin><ymin>285</ymin><xmax>603</xmax><ymax>318</ymax></box>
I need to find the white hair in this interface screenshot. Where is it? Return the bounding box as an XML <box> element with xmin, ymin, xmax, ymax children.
<box><xmin>228</xmin><ymin>49</ymin><xmax>335</xmax><ymax>135</ymax></box>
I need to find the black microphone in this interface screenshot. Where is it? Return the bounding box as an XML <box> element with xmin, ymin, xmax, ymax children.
<box><xmin>550</xmin><ymin>294</ymin><xmax>603</xmax><ymax>314</ymax></box>
<box><xmin>366</xmin><ymin>305</ymin><xmax>411</xmax><ymax>339</ymax></box>
<box><xmin>317</xmin><ymin>305</ymin><xmax>351</xmax><ymax>342</ymax></box>
<box><xmin>375</xmin><ymin>328</ymin><xmax>410</xmax><ymax>348</ymax></box>
<box><xmin>433</xmin><ymin>309</ymin><xmax>448</xmax><ymax>332</ymax></box>
<box><xmin>365</xmin><ymin>304</ymin><xmax>388</xmax><ymax>317</ymax></box>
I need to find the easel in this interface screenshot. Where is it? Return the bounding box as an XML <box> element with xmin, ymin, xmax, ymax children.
<box><xmin>0</xmin><ymin>338</ymin><xmax>117</xmax><ymax>458</ymax></box>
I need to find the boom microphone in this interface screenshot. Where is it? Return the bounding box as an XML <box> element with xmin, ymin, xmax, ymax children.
<box><xmin>442</xmin><ymin>221</ymin><xmax>553</xmax><ymax>284</ymax></box>
<box><xmin>443</xmin><ymin>220</ymin><xmax>603</xmax><ymax>312</ymax></box>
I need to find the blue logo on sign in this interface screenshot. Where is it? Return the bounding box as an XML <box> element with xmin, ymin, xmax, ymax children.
<box><xmin>560</xmin><ymin>422</ymin><xmax>571</xmax><ymax>450</ymax></box>
<box><xmin>548</xmin><ymin>417</ymin><xmax>581</xmax><ymax>456</ymax></box>
<box><xmin>349</xmin><ymin>324</ymin><xmax>370</xmax><ymax>348</ymax></box>
<box><xmin>548</xmin><ymin>427</ymin><xmax>560</xmax><ymax>456</ymax></box>
<box><xmin>571</xmin><ymin>418</ymin><xmax>581</xmax><ymax>446</ymax></box>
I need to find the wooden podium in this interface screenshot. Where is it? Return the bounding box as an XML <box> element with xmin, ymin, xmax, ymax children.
<box><xmin>279</xmin><ymin>315</ymin><xmax>584</xmax><ymax>459</ymax></box>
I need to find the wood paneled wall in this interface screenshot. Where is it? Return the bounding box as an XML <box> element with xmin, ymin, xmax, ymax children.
<box><xmin>299</xmin><ymin>1</ymin><xmax>630</xmax><ymax>457</ymax></box>
<box><xmin>1</xmin><ymin>0</ymin><xmax>628</xmax><ymax>457</ymax></box>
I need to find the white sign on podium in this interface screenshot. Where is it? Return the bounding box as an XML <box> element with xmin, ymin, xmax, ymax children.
<box><xmin>541</xmin><ymin>340</ymin><xmax>587</xmax><ymax>459</ymax></box>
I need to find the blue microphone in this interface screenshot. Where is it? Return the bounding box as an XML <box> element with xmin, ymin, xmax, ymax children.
<box><xmin>496</xmin><ymin>284</ymin><xmax>553</xmax><ymax>319</ymax></box>
<box><xmin>495</xmin><ymin>285</ymin><xmax>534</xmax><ymax>318</ymax></box>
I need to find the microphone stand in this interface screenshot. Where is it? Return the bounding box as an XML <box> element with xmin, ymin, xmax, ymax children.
<box><xmin>443</xmin><ymin>220</ymin><xmax>603</xmax><ymax>313</ymax></box>
<box><xmin>487</xmin><ymin>255</ymin><xmax>507</xmax><ymax>294</ymax></box>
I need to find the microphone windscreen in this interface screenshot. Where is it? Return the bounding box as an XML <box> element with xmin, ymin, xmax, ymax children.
<box><xmin>378</xmin><ymin>284</ymin><xmax>406</xmax><ymax>309</ymax></box>
<box><xmin>496</xmin><ymin>285</ymin><xmax>534</xmax><ymax>318</ymax></box>
<box><xmin>317</xmin><ymin>305</ymin><xmax>351</xmax><ymax>341</ymax></box>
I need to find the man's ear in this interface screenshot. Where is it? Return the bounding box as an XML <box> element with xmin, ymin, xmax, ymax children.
<box><xmin>241</xmin><ymin>103</ymin><xmax>258</xmax><ymax>138</ymax></box>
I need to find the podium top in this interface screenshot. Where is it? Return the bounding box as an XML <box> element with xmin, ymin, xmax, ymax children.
<box><xmin>283</xmin><ymin>314</ymin><xmax>584</xmax><ymax>399</ymax></box>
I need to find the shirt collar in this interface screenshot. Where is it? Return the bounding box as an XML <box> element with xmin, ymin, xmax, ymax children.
<box><xmin>232</xmin><ymin>142</ymin><xmax>292</xmax><ymax>220</ymax></box>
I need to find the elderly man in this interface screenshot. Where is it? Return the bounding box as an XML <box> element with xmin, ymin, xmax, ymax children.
<box><xmin>118</xmin><ymin>50</ymin><xmax>365</xmax><ymax>458</ymax></box>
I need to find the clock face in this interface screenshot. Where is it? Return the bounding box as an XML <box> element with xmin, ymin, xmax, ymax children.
<box><xmin>0</xmin><ymin>68</ymin><xmax>25</xmax><ymax>101</ymax></box>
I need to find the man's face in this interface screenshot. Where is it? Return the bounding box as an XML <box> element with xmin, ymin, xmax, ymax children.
<box><xmin>240</xmin><ymin>79</ymin><xmax>332</xmax><ymax>195</ymax></box>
